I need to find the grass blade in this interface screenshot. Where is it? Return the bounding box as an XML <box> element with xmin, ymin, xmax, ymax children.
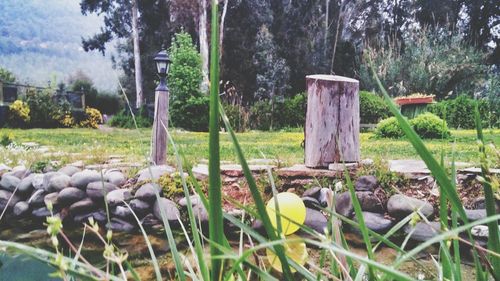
<box><xmin>208</xmin><ymin>0</ymin><xmax>226</xmax><ymax>279</ymax></box>
<box><xmin>474</xmin><ymin>103</ymin><xmax>500</xmax><ymax>280</ymax></box>
<box><xmin>219</xmin><ymin>101</ymin><xmax>294</xmax><ymax>279</ymax></box>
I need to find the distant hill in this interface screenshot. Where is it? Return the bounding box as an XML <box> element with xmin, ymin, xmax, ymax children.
<box><xmin>0</xmin><ymin>0</ymin><xmax>117</xmax><ymax>91</ymax></box>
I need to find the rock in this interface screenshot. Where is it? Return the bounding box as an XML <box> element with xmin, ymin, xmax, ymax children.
<box><xmin>178</xmin><ymin>195</ymin><xmax>201</xmax><ymax>207</ymax></box>
<box><xmin>318</xmin><ymin>188</ymin><xmax>331</xmax><ymax>207</ymax></box>
<box><xmin>404</xmin><ymin>222</ymin><xmax>441</xmax><ymax>242</ymax></box>
<box><xmin>32</xmin><ymin>174</ymin><xmax>45</xmax><ymax>190</ymax></box>
<box><xmin>57</xmin><ymin>165</ymin><xmax>81</xmax><ymax>177</ymax></box>
<box><xmin>7</xmin><ymin>165</ymin><xmax>29</xmax><ymax>179</ymax></box>
<box><xmin>471</xmin><ymin>225</ymin><xmax>491</xmax><ymax>238</ymax></box>
<box><xmin>70</xmin><ymin>170</ymin><xmax>102</xmax><ymax>189</ymax></box>
<box><xmin>69</xmin><ymin>198</ymin><xmax>96</xmax><ymax>215</ymax></box>
<box><xmin>303</xmin><ymin>208</ymin><xmax>328</xmax><ymax>234</ymax></box>
<box><xmin>44</xmin><ymin>192</ymin><xmax>59</xmax><ymax>207</ymax></box>
<box><xmin>335</xmin><ymin>192</ymin><xmax>354</xmax><ymax>217</ymax></box>
<box><xmin>153</xmin><ymin>198</ymin><xmax>180</xmax><ymax>222</ymax></box>
<box><xmin>112</xmin><ymin>205</ymin><xmax>133</xmax><ymax>220</ymax></box>
<box><xmin>48</xmin><ymin>174</ymin><xmax>71</xmax><ymax>192</ymax></box>
<box><xmin>0</xmin><ymin>164</ymin><xmax>11</xmax><ymax>174</ymax></box>
<box><xmin>361</xmin><ymin>159</ymin><xmax>374</xmax><ymax>166</ymax></box>
<box><xmin>106</xmin><ymin>189</ymin><xmax>132</xmax><ymax>206</ymax></box>
<box><xmin>105</xmin><ymin>170</ymin><xmax>126</xmax><ymax>186</ymax></box>
<box><xmin>42</xmin><ymin>172</ymin><xmax>61</xmax><ymax>192</ymax></box>
<box><xmin>129</xmin><ymin>199</ymin><xmax>151</xmax><ymax>216</ymax></box>
<box><xmin>58</xmin><ymin>187</ymin><xmax>87</xmax><ymax>206</ymax></box>
<box><xmin>135</xmin><ymin>183</ymin><xmax>161</xmax><ymax>202</ymax></box>
<box><xmin>387</xmin><ymin>194</ymin><xmax>434</xmax><ymax>219</ymax></box>
<box><xmin>0</xmin><ymin>175</ymin><xmax>20</xmax><ymax>191</ymax></box>
<box><xmin>17</xmin><ymin>174</ymin><xmax>35</xmax><ymax>195</ymax></box>
<box><xmin>465</xmin><ymin>209</ymin><xmax>487</xmax><ymax>222</ymax></box>
<box><xmin>86</xmin><ymin>181</ymin><xmax>118</xmax><ymax>202</ymax></box>
<box><xmin>32</xmin><ymin>207</ymin><xmax>51</xmax><ymax>218</ymax></box>
<box><xmin>355</xmin><ymin>175</ymin><xmax>377</xmax><ymax>191</ymax></box>
<box><xmin>73</xmin><ymin>210</ymin><xmax>107</xmax><ymax>224</ymax></box>
<box><xmin>0</xmin><ymin>190</ymin><xmax>21</xmax><ymax>210</ymax></box>
<box><xmin>192</xmin><ymin>204</ymin><xmax>209</xmax><ymax>224</ymax></box>
<box><xmin>27</xmin><ymin>190</ymin><xmax>46</xmax><ymax>207</ymax></box>
<box><xmin>13</xmin><ymin>201</ymin><xmax>30</xmax><ymax>217</ymax></box>
<box><xmin>107</xmin><ymin>218</ymin><xmax>135</xmax><ymax>233</ymax></box>
<box><xmin>357</xmin><ymin>191</ymin><xmax>384</xmax><ymax>213</ymax></box>
<box><xmin>140</xmin><ymin>213</ymin><xmax>162</xmax><ymax>228</ymax></box>
<box><xmin>472</xmin><ymin>197</ymin><xmax>500</xmax><ymax>213</ymax></box>
<box><xmin>137</xmin><ymin>165</ymin><xmax>175</xmax><ymax>182</ymax></box>
<box><xmin>302</xmin><ymin>196</ymin><xmax>321</xmax><ymax>210</ymax></box>
<box><xmin>355</xmin><ymin>212</ymin><xmax>393</xmax><ymax>233</ymax></box>
<box><xmin>302</xmin><ymin>186</ymin><xmax>321</xmax><ymax>199</ymax></box>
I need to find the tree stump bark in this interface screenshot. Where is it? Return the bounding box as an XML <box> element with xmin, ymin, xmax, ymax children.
<box><xmin>304</xmin><ymin>75</ymin><xmax>360</xmax><ymax>168</ymax></box>
<box><xmin>151</xmin><ymin>88</ymin><xmax>169</xmax><ymax>165</ymax></box>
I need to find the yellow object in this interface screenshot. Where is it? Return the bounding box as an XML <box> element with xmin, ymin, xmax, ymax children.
<box><xmin>266</xmin><ymin>192</ymin><xmax>306</xmax><ymax>235</ymax></box>
<box><xmin>266</xmin><ymin>234</ymin><xmax>308</xmax><ymax>273</ymax></box>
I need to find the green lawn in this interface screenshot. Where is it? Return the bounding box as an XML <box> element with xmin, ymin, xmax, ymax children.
<box><xmin>1</xmin><ymin>127</ymin><xmax>498</xmax><ymax>168</ymax></box>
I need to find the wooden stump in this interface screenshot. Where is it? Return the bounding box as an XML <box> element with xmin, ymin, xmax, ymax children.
<box><xmin>151</xmin><ymin>88</ymin><xmax>169</xmax><ymax>165</ymax></box>
<box><xmin>304</xmin><ymin>75</ymin><xmax>360</xmax><ymax>168</ymax></box>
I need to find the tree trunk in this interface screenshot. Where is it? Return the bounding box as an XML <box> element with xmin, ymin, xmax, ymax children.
<box><xmin>131</xmin><ymin>0</ymin><xmax>143</xmax><ymax>108</ymax></box>
<box><xmin>304</xmin><ymin>75</ymin><xmax>360</xmax><ymax>168</ymax></box>
<box><xmin>199</xmin><ymin>0</ymin><xmax>209</xmax><ymax>93</ymax></box>
<box><xmin>219</xmin><ymin>0</ymin><xmax>229</xmax><ymax>59</ymax></box>
<box><xmin>151</xmin><ymin>88</ymin><xmax>169</xmax><ymax>165</ymax></box>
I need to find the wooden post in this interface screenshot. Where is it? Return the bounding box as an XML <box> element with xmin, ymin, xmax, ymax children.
<box><xmin>151</xmin><ymin>86</ymin><xmax>169</xmax><ymax>165</ymax></box>
<box><xmin>304</xmin><ymin>75</ymin><xmax>360</xmax><ymax>168</ymax></box>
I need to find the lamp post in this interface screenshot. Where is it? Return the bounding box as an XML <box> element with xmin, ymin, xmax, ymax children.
<box><xmin>151</xmin><ymin>48</ymin><xmax>171</xmax><ymax>165</ymax></box>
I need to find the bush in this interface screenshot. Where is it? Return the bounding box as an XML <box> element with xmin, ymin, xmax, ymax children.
<box><xmin>23</xmin><ymin>89</ymin><xmax>60</xmax><ymax>128</ymax></box>
<box><xmin>169</xmin><ymin>31</ymin><xmax>207</xmax><ymax>131</ymax></box>
<box><xmin>375</xmin><ymin>117</ymin><xmax>404</xmax><ymax>138</ymax></box>
<box><xmin>410</xmin><ymin>112</ymin><xmax>450</xmax><ymax>139</ymax></box>
<box><xmin>429</xmin><ymin>95</ymin><xmax>497</xmax><ymax>129</ymax></box>
<box><xmin>249</xmin><ymin>100</ymin><xmax>272</xmax><ymax>130</ymax></box>
<box><xmin>170</xmin><ymin>96</ymin><xmax>209</xmax><ymax>131</ymax></box>
<box><xmin>223</xmin><ymin>104</ymin><xmax>249</xmax><ymax>132</ymax></box>
<box><xmin>71</xmin><ymin>79</ymin><xmax>122</xmax><ymax>114</ymax></box>
<box><xmin>79</xmin><ymin>107</ymin><xmax>103</xmax><ymax>129</ymax></box>
<box><xmin>376</xmin><ymin>113</ymin><xmax>449</xmax><ymax>139</ymax></box>
<box><xmin>7</xmin><ymin>100</ymin><xmax>30</xmax><ymax>128</ymax></box>
<box><xmin>279</xmin><ymin>92</ymin><xmax>307</xmax><ymax>128</ymax></box>
<box><xmin>359</xmin><ymin>91</ymin><xmax>389</xmax><ymax>124</ymax></box>
<box><xmin>108</xmin><ymin>106</ymin><xmax>152</xmax><ymax>128</ymax></box>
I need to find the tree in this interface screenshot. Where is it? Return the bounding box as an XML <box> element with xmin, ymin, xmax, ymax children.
<box><xmin>0</xmin><ymin>67</ymin><xmax>16</xmax><ymax>83</ymax></box>
<box><xmin>253</xmin><ymin>25</ymin><xmax>290</xmax><ymax>130</ymax></box>
<box><xmin>80</xmin><ymin>0</ymin><xmax>173</xmax><ymax>104</ymax></box>
<box><xmin>131</xmin><ymin>0</ymin><xmax>143</xmax><ymax>108</ymax></box>
<box><xmin>169</xmin><ymin>31</ymin><xmax>208</xmax><ymax>131</ymax></box>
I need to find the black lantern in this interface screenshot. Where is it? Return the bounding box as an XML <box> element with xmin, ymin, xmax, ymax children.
<box><xmin>154</xmin><ymin>48</ymin><xmax>171</xmax><ymax>91</ymax></box>
<box><xmin>154</xmin><ymin>49</ymin><xmax>170</xmax><ymax>77</ymax></box>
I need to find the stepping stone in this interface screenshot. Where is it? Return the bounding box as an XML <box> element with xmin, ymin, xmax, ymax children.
<box><xmin>404</xmin><ymin>222</ymin><xmax>441</xmax><ymax>242</ymax></box>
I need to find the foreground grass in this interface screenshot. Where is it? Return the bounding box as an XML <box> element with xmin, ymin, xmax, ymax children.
<box><xmin>0</xmin><ymin>127</ymin><xmax>498</xmax><ymax>167</ymax></box>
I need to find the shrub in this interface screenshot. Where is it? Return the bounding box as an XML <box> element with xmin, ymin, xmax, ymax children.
<box><xmin>23</xmin><ymin>89</ymin><xmax>60</xmax><ymax>128</ymax></box>
<box><xmin>223</xmin><ymin>104</ymin><xmax>249</xmax><ymax>132</ymax></box>
<box><xmin>359</xmin><ymin>91</ymin><xmax>389</xmax><ymax>124</ymax></box>
<box><xmin>170</xmin><ymin>96</ymin><xmax>209</xmax><ymax>132</ymax></box>
<box><xmin>410</xmin><ymin>112</ymin><xmax>450</xmax><ymax>139</ymax></box>
<box><xmin>249</xmin><ymin>100</ymin><xmax>272</xmax><ymax>130</ymax></box>
<box><xmin>7</xmin><ymin>100</ymin><xmax>30</xmax><ymax>128</ymax></box>
<box><xmin>79</xmin><ymin>107</ymin><xmax>103</xmax><ymax>129</ymax></box>
<box><xmin>108</xmin><ymin>106</ymin><xmax>152</xmax><ymax>128</ymax></box>
<box><xmin>429</xmin><ymin>95</ymin><xmax>497</xmax><ymax>129</ymax></box>
<box><xmin>375</xmin><ymin>117</ymin><xmax>404</xmax><ymax>138</ymax></box>
<box><xmin>279</xmin><ymin>92</ymin><xmax>307</xmax><ymax>128</ymax></box>
<box><xmin>169</xmin><ymin>31</ymin><xmax>207</xmax><ymax>131</ymax></box>
<box><xmin>376</xmin><ymin>113</ymin><xmax>449</xmax><ymax>139</ymax></box>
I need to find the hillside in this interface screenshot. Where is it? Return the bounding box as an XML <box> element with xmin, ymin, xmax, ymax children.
<box><xmin>0</xmin><ymin>0</ymin><xmax>117</xmax><ymax>91</ymax></box>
